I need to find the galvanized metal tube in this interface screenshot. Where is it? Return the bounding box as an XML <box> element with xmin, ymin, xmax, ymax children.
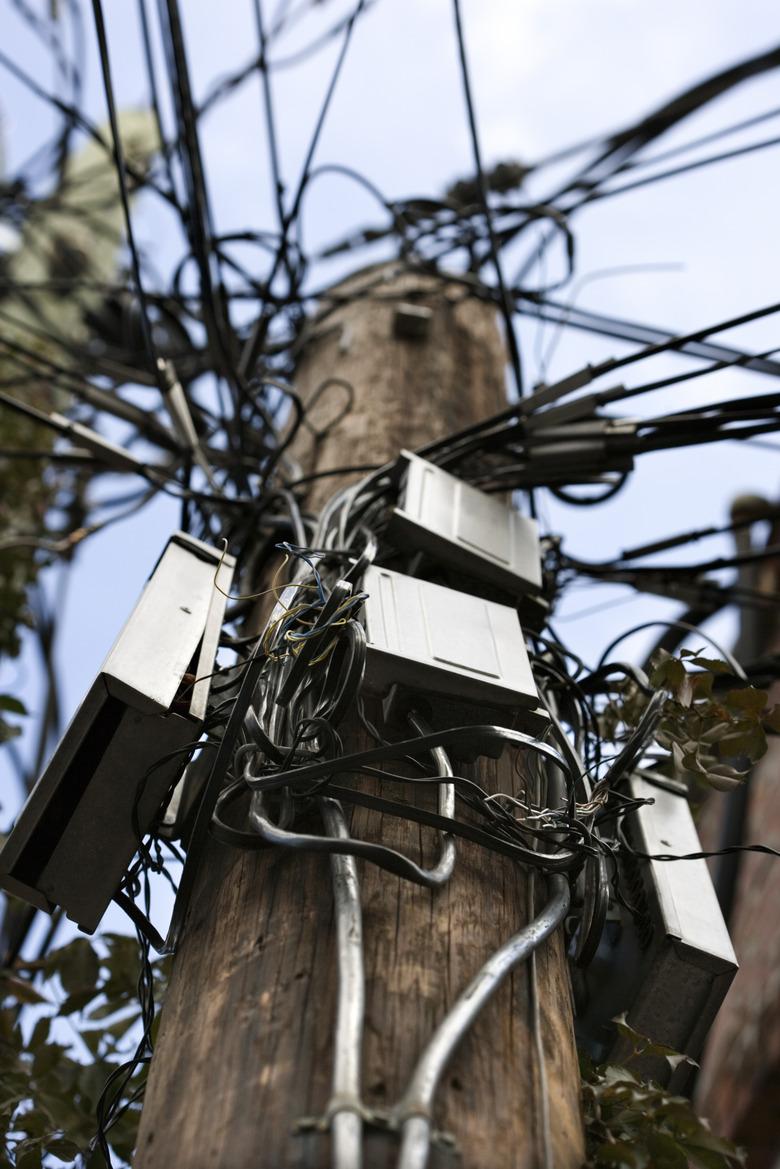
<box><xmin>395</xmin><ymin>875</ymin><xmax>571</xmax><ymax>1169</ymax></box>
<box><xmin>408</xmin><ymin>711</ymin><xmax>456</xmax><ymax>885</ymax></box>
<box><xmin>320</xmin><ymin>797</ymin><xmax>365</xmax><ymax>1169</ymax></box>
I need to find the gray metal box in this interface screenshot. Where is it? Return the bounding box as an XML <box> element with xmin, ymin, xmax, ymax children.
<box><xmin>0</xmin><ymin>532</ymin><xmax>234</xmax><ymax>933</ymax></box>
<box><xmin>576</xmin><ymin>776</ymin><xmax>737</xmax><ymax>1087</ymax></box>
<box><xmin>361</xmin><ymin>565</ymin><xmax>540</xmax><ymax>713</ymax></box>
<box><xmin>389</xmin><ymin>451</ymin><xmax>542</xmax><ymax>597</ymax></box>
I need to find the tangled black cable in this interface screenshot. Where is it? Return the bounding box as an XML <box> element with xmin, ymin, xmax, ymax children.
<box><xmin>3</xmin><ymin>6</ymin><xmax>780</xmax><ymax>1165</ymax></box>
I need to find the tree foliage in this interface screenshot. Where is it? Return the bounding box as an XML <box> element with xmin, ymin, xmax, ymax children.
<box><xmin>600</xmin><ymin>649</ymin><xmax>779</xmax><ymax>792</ymax></box>
<box><xmin>582</xmin><ymin>1017</ymin><xmax>744</xmax><ymax>1169</ymax></box>
<box><xmin>0</xmin><ymin>110</ymin><xmax>158</xmax><ymax>743</ymax></box>
<box><xmin>1</xmin><ymin>935</ymin><xmax>168</xmax><ymax>1168</ymax></box>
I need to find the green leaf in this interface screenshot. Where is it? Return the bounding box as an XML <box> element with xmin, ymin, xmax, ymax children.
<box><xmin>703</xmin><ymin>763</ymin><xmax>745</xmax><ymax>792</ymax></box>
<box><xmin>684</xmin><ymin>1124</ymin><xmax>746</xmax><ymax>1159</ymax></box>
<box><xmin>0</xmin><ymin>695</ymin><xmax>26</xmax><ymax>715</ymax></box>
<box><xmin>582</xmin><ymin>1059</ymin><xmax>744</xmax><ymax>1169</ymax></box>
<box><xmin>691</xmin><ymin>672</ymin><xmax>714</xmax><ymax>698</ymax></box>
<box><xmin>611</xmin><ymin>1013</ymin><xmax>689</xmax><ymax>1060</ymax></box>
<box><xmin>32</xmin><ymin>1042</ymin><xmax>69</xmax><ymax>1077</ymax></box>
<box><xmin>85</xmin><ymin>997</ymin><xmax>131</xmax><ymax>1022</ymax></box>
<box><xmin>681</xmin><ymin>749</ymin><xmax>705</xmax><ymax>775</ymax></box>
<box><xmin>14</xmin><ymin>1138</ymin><xmax>44</xmax><ymax>1169</ymax></box>
<box><xmin>36</xmin><ymin>1080</ymin><xmax>87</xmax><ymax>1134</ymax></box>
<box><xmin>15</xmin><ymin>1109</ymin><xmax>51</xmax><ymax>1138</ymax></box>
<box><xmin>596</xmin><ymin>1140</ymin><xmax>643</xmax><ymax>1167</ymax></box>
<box><xmin>716</xmin><ymin>725</ymin><xmax>766</xmax><ymax>761</ymax></box>
<box><xmin>44</xmin><ymin>1136</ymin><xmax>82</xmax><ymax>1159</ymax></box>
<box><xmin>0</xmin><ymin>923</ymin><xmax>166</xmax><ymax>1168</ymax></box>
<box><xmin>690</xmin><ymin>657</ymin><xmax>732</xmax><ymax>675</ymax></box>
<box><xmin>60</xmin><ymin>987</ymin><xmax>100</xmax><ymax>1016</ymax></box>
<box><xmin>53</xmin><ymin>939</ymin><xmax>100</xmax><ymax>996</ymax></box>
<box><xmin>686</xmin><ymin>1150</ymin><xmax>740</xmax><ymax>1169</ymax></box>
<box><xmin>79</xmin><ymin>1029</ymin><xmax>104</xmax><ymax>1058</ymax></box>
<box><xmin>650</xmin><ymin>657</ymin><xmax>686</xmax><ymax>692</ymax></box>
<box><xmin>0</xmin><ymin>974</ymin><xmax>49</xmax><ymax>1006</ymax></box>
<box><xmin>28</xmin><ymin>1016</ymin><xmax>51</xmax><ymax>1051</ymax></box>
<box><xmin>0</xmin><ymin>718</ymin><xmax>22</xmax><ymax>743</ymax></box>
<box><xmin>103</xmin><ymin>934</ymin><xmax>145</xmax><ymax>983</ymax></box>
<box><xmin>645</xmin><ymin>1130</ymin><xmax>689</xmax><ymax>1168</ymax></box>
<box><xmin>0</xmin><ymin>109</ymin><xmax>159</xmax><ymax>664</ymax></box>
<box><xmin>725</xmin><ymin>687</ymin><xmax>768</xmax><ymax>715</ymax></box>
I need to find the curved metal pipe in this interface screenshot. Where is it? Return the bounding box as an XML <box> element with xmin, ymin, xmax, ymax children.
<box><xmin>407</xmin><ymin>711</ymin><xmax>456</xmax><ymax>885</ymax></box>
<box><xmin>320</xmin><ymin>798</ymin><xmax>365</xmax><ymax>1169</ymax></box>
<box><xmin>395</xmin><ymin>874</ymin><xmax>570</xmax><ymax>1169</ymax></box>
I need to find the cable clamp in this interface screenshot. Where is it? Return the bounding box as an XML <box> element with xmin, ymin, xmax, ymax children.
<box><xmin>294</xmin><ymin>1097</ymin><xmax>392</xmax><ymax>1134</ymax></box>
<box><xmin>294</xmin><ymin>1099</ymin><xmax>457</xmax><ymax>1150</ymax></box>
<box><xmin>389</xmin><ymin>1103</ymin><xmax>459</xmax><ymax>1150</ymax></box>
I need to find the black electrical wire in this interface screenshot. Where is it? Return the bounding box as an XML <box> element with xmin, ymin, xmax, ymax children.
<box><xmin>6</xmin><ymin>16</ymin><xmax>780</xmax><ymax>1124</ymax></box>
<box><xmin>451</xmin><ymin>0</ymin><xmax>524</xmax><ymax>400</ymax></box>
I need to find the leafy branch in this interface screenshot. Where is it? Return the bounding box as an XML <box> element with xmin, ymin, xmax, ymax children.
<box><xmin>582</xmin><ymin>1017</ymin><xmax>744</xmax><ymax>1169</ymax></box>
<box><xmin>0</xmin><ymin>934</ymin><xmax>169</xmax><ymax>1168</ymax></box>
<box><xmin>599</xmin><ymin>650</ymin><xmax>780</xmax><ymax>792</ymax></box>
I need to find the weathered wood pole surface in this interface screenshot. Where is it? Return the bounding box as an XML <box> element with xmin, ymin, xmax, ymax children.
<box><xmin>134</xmin><ymin>264</ymin><xmax>584</xmax><ymax>1169</ymax></box>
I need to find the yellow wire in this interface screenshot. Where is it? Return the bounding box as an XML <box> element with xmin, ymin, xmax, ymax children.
<box><xmin>268</xmin><ymin>596</ymin><xmax>358</xmax><ymax>667</ymax></box>
<box><xmin>212</xmin><ymin>539</ymin><xmax>318</xmax><ymax>604</ymax></box>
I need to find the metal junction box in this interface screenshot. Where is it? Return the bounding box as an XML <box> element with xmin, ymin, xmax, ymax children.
<box><xmin>361</xmin><ymin>565</ymin><xmax>541</xmax><ymax>725</ymax></box>
<box><xmin>576</xmin><ymin>775</ymin><xmax>737</xmax><ymax>1087</ymax></box>
<box><xmin>0</xmin><ymin>532</ymin><xmax>234</xmax><ymax>933</ymax></box>
<box><xmin>389</xmin><ymin>451</ymin><xmax>542</xmax><ymax>598</ymax></box>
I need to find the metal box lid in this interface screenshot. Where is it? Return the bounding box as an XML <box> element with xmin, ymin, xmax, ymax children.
<box><xmin>361</xmin><ymin>565</ymin><xmax>539</xmax><ymax>710</ymax></box>
<box><xmin>389</xmin><ymin>451</ymin><xmax>542</xmax><ymax>596</ymax></box>
<box><xmin>102</xmin><ymin>532</ymin><xmax>234</xmax><ymax>719</ymax></box>
<box><xmin>619</xmin><ymin>775</ymin><xmax>737</xmax><ymax>1083</ymax></box>
<box><xmin>575</xmin><ymin>775</ymin><xmax>737</xmax><ymax>1087</ymax></box>
<box><xmin>629</xmin><ymin>776</ymin><xmax>737</xmax><ymax>969</ymax></box>
<box><xmin>0</xmin><ymin>532</ymin><xmax>234</xmax><ymax>933</ymax></box>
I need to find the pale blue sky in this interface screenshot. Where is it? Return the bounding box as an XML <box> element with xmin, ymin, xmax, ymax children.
<box><xmin>2</xmin><ymin>0</ymin><xmax>779</xmax><ymax>843</ymax></box>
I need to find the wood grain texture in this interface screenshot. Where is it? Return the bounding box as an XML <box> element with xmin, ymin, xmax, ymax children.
<box><xmin>134</xmin><ymin>265</ymin><xmax>584</xmax><ymax>1169</ymax></box>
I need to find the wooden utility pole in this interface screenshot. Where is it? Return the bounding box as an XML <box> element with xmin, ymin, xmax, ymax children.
<box><xmin>134</xmin><ymin>265</ymin><xmax>584</xmax><ymax>1169</ymax></box>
